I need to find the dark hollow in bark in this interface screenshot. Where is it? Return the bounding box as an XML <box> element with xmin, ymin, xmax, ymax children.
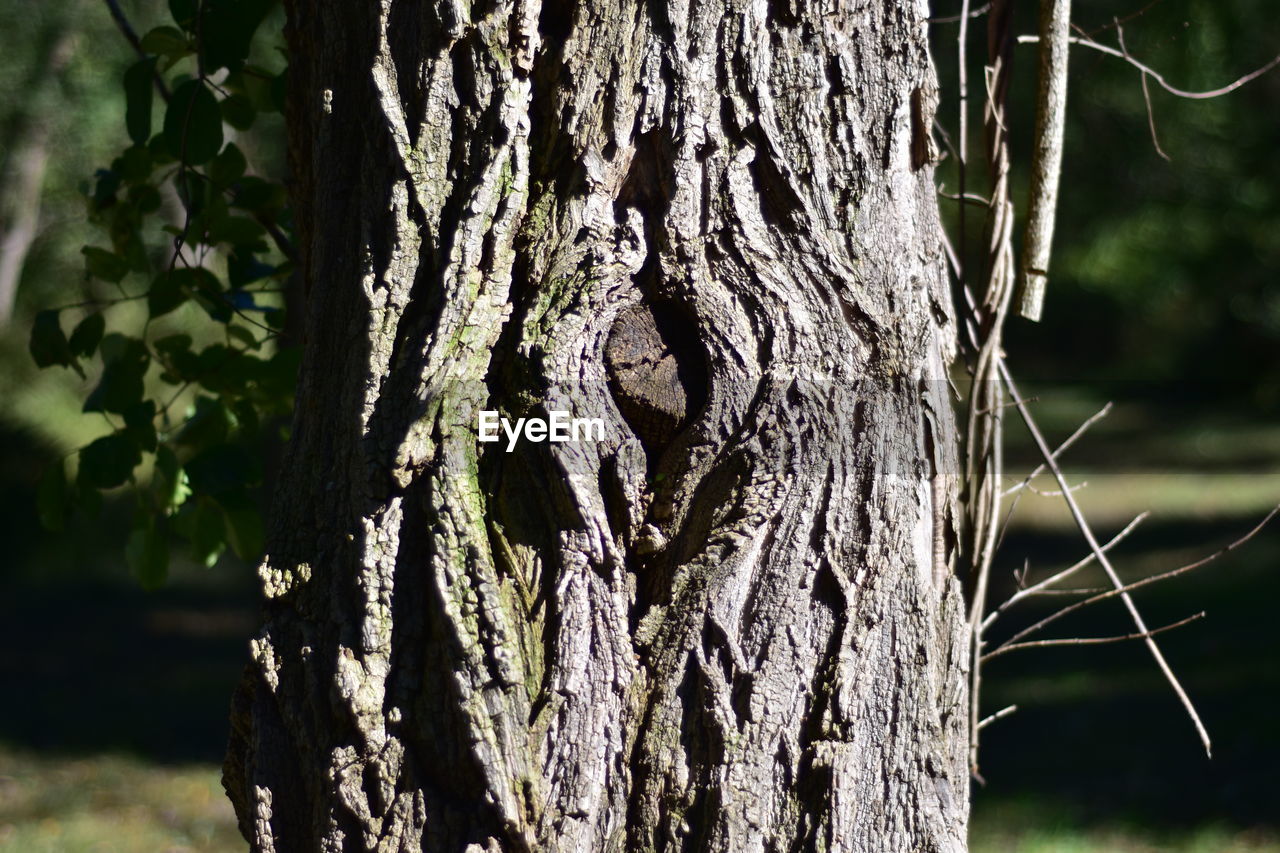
<box><xmin>224</xmin><ymin>1</ymin><xmax>970</xmax><ymax>850</ymax></box>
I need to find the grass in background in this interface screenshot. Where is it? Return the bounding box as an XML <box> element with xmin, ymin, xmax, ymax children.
<box><xmin>0</xmin><ymin>747</ymin><xmax>240</xmax><ymax>853</ymax></box>
<box><xmin>1</xmin><ymin>395</ymin><xmax>1277</xmax><ymax>851</ymax></box>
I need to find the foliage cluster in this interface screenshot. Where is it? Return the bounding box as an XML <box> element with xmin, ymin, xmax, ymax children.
<box><xmin>28</xmin><ymin>0</ymin><xmax>294</xmax><ymax>587</ymax></box>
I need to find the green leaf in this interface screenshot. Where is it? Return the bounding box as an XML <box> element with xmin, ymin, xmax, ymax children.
<box><xmin>149</xmin><ymin>267</ymin><xmax>222</xmax><ymax>319</ymax></box>
<box><xmin>129</xmin><ymin>183</ymin><xmax>163</xmax><ymax>214</ymax></box>
<box><xmin>148</xmin><ymin>132</ymin><xmax>176</xmax><ymax>165</ymax></box>
<box><xmin>270</xmin><ymin>70</ymin><xmax>286</xmax><ymax>113</ymax></box>
<box><xmin>229</xmin><ymin>177</ymin><xmax>285</xmax><ymax>215</ymax></box>
<box><xmin>210</xmin><ymin>215</ymin><xmax>266</xmax><ymax>247</ymax></box>
<box><xmin>163</xmin><ymin>80</ymin><xmax>223</xmax><ymax>165</ymax></box>
<box><xmin>232</xmin><ymin>398</ymin><xmax>261</xmax><ymax>434</ymax></box>
<box><xmin>126</xmin><ymin>515</ymin><xmax>170</xmax><ymax>589</ymax></box>
<box><xmin>76</xmin><ymin>479</ymin><xmax>104</xmax><ymax>517</ymax></box>
<box><xmin>116</xmin><ymin>145</ymin><xmax>154</xmax><ymax>183</ymax></box>
<box><xmin>185</xmin><ymin>443</ymin><xmax>259</xmax><ymax>496</ymax></box>
<box><xmin>173</xmin><ymin>168</ymin><xmax>212</xmax><ymax>214</ymax></box>
<box><xmin>175</xmin><ymin>396</ymin><xmax>235</xmax><ymax>447</ymax></box>
<box><xmin>155</xmin><ymin>333</ymin><xmax>200</xmax><ymax>382</ymax></box>
<box><xmin>36</xmin><ymin>460</ymin><xmax>69</xmax><ymax>532</ymax></box>
<box><xmin>140</xmin><ymin>25</ymin><xmax>191</xmax><ymax>58</ymax></box>
<box><xmin>200</xmin><ymin>0</ymin><xmax>275</xmax><ymax>72</ymax></box>
<box><xmin>154</xmin><ymin>446</ymin><xmax>193</xmax><ymax>513</ymax></box>
<box><xmin>82</xmin><ymin>246</ymin><xmax>130</xmax><ymax>283</ymax></box>
<box><xmin>84</xmin><ymin>335</ymin><xmax>149</xmax><ymax>415</ymax></box>
<box><xmin>209</xmin><ymin>143</ymin><xmax>247</xmax><ymax>188</ymax></box>
<box><xmin>78</xmin><ymin>434</ymin><xmax>142</xmax><ymax>489</ymax></box>
<box><xmin>260</xmin><ymin>346</ymin><xmax>301</xmax><ymax>399</ymax></box>
<box><xmin>29</xmin><ymin>310</ymin><xmax>72</xmax><ymax>369</ymax></box>
<box><xmin>123</xmin><ymin>400</ymin><xmax>159</xmax><ymax>453</ymax></box>
<box><xmin>173</xmin><ymin>497</ymin><xmax>226</xmax><ymax>567</ymax></box>
<box><xmin>68</xmin><ymin>313</ymin><xmax>106</xmax><ymax>359</ymax></box>
<box><xmin>148</xmin><ymin>270</ymin><xmax>187</xmax><ymax>318</ymax></box>
<box><xmin>220</xmin><ymin>94</ymin><xmax>256</xmax><ymax>130</ymax></box>
<box><xmin>219</xmin><ymin>494</ymin><xmax>264</xmax><ymax>560</ymax></box>
<box><xmin>123</xmin><ymin>58</ymin><xmax>157</xmax><ymax>145</ymax></box>
<box><xmin>227</xmin><ymin>251</ymin><xmax>276</xmax><ymax>287</ymax></box>
<box><xmin>91</xmin><ymin>169</ymin><xmax>121</xmax><ymax>210</ymax></box>
<box><xmin>169</xmin><ymin>0</ymin><xmax>198</xmax><ymax>29</ymax></box>
<box><xmin>226</xmin><ymin>324</ymin><xmax>259</xmax><ymax>349</ymax></box>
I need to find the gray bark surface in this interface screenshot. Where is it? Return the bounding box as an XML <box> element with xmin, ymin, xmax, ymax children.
<box><xmin>224</xmin><ymin>1</ymin><xmax>970</xmax><ymax>850</ymax></box>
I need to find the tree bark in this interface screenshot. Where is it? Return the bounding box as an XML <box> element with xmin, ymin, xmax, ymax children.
<box><xmin>224</xmin><ymin>1</ymin><xmax>970</xmax><ymax>850</ymax></box>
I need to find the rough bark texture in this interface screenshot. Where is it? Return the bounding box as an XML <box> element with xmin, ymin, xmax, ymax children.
<box><xmin>224</xmin><ymin>0</ymin><xmax>969</xmax><ymax>850</ymax></box>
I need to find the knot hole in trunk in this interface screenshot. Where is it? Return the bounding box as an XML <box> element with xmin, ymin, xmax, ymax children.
<box><xmin>604</xmin><ymin>299</ymin><xmax>706</xmax><ymax>462</ymax></box>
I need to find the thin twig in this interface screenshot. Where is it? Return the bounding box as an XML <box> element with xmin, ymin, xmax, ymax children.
<box><xmin>977</xmin><ymin>704</ymin><xmax>1018</xmax><ymax>730</ymax></box>
<box><xmin>1025</xmin><ymin>481</ymin><xmax>1087</xmax><ymax>497</ymax></box>
<box><xmin>102</xmin><ymin>0</ymin><xmax>295</xmax><ymax>263</ymax></box>
<box><xmin>985</xmin><ymin>510</ymin><xmax>1149</xmax><ymax>631</ymax></box>
<box><xmin>1081</xmin><ymin>0</ymin><xmax>1169</xmax><ymax>38</ymax></box>
<box><xmin>929</xmin><ymin>3</ymin><xmax>992</xmax><ymax>25</ymax></box>
<box><xmin>939</xmin><ymin>189</ymin><xmax>992</xmax><ymax>207</ymax></box>
<box><xmin>1003</xmin><ymin>402</ymin><xmax>1112</xmax><ymax>497</ymax></box>
<box><xmin>255</xmin><ymin>214</ymin><xmax>297</xmax><ymax>261</ymax></box>
<box><xmin>995</xmin><ymin>504</ymin><xmax>1280</xmax><ymax>649</ymax></box>
<box><xmin>1031</xmin><ymin>586</ymin><xmax>1109</xmax><ymax>595</ymax></box>
<box><xmin>1138</xmin><ymin>65</ymin><xmax>1169</xmax><ymax>160</ymax></box>
<box><xmin>984</xmin><ymin>611</ymin><xmax>1205</xmax><ymax>661</ymax></box>
<box><xmin>998</xmin><ymin>360</ymin><xmax>1213</xmax><ymax>757</ymax></box>
<box><xmin>102</xmin><ymin>0</ymin><xmax>171</xmax><ymax>101</ymax></box>
<box><xmin>1018</xmin><ymin>33</ymin><xmax>1280</xmax><ymax>100</ymax></box>
<box><xmin>1113</xmin><ymin>19</ymin><xmax>1171</xmax><ymax>161</ymax></box>
<box><xmin>993</xmin><ymin>400</ymin><xmax>1112</xmax><ymax>556</ymax></box>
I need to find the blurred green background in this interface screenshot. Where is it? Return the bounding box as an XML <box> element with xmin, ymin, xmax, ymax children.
<box><xmin>0</xmin><ymin>0</ymin><xmax>1277</xmax><ymax>850</ymax></box>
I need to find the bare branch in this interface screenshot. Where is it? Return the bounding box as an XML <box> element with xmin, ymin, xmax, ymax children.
<box><xmin>1110</xmin><ymin>18</ymin><xmax>1171</xmax><ymax>160</ymax></box>
<box><xmin>938</xmin><ymin>187</ymin><xmax>992</xmax><ymax>207</ymax></box>
<box><xmin>998</xmin><ymin>361</ymin><xmax>1213</xmax><ymax>757</ymax></box>
<box><xmin>1025</xmin><ymin>480</ymin><xmax>1087</xmax><ymax>497</ymax></box>
<box><xmin>1080</xmin><ymin>0</ymin><xmax>1170</xmax><ymax>38</ymax></box>
<box><xmin>977</xmin><ymin>704</ymin><xmax>1018</xmax><ymax>730</ymax></box>
<box><xmin>1031</xmin><ymin>586</ymin><xmax>1109</xmax><ymax>595</ymax></box>
<box><xmin>1002</xmin><ymin>401</ymin><xmax>1112</xmax><ymax>497</ymax></box>
<box><xmin>984</xmin><ymin>511</ymin><xmax>1148</xmax><ymax>631</ymax></box>
<box><xmin>998</xmin><ymin>503</ymin><xmax>1280</xmax><ymax>650</ymax></box>
<box><xmin>984</xmin><ymin>612</ymin><xmax>1205</xmax><ymax>661</ymax></box>
<box><xmin>1018</xmin><ymin>33</ymin><xmax>1280</xmax><ymax>100</ymax></box>
<box><xmin>102</xmin><ymin>0</ymin><xmax>171</xmax><ymax>101</ymax></box>
<box><xmin>929</xmin><ymin>3</ymin><xmax>992</xmax><ymax>25</ymax></box>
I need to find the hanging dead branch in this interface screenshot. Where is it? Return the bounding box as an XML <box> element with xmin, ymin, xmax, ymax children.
<box><xmin>1015</xmin><ymin>0</ymin><xmax>1072</xmax><ymax>322</ymax></box>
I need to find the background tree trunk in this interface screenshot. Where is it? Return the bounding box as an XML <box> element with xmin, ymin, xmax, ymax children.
<box><xmin>224</xmin><ymin>0</ymin><xmax>970</xmax><ymax>850</ymax></box>
<box><xmin>0</xmin><ymin>19</ymin><xmax>75</xmax><ymax>324</ymax></box>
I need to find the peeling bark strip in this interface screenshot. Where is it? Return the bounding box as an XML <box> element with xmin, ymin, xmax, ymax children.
<box><xmin>225</xmin><ymin>1</ymin><xmax>969</xmax><ymax>851</ymax></box>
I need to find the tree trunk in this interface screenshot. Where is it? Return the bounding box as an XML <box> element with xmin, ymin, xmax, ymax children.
<box><xmin>224</xmin><ymin>1</ymin><xmax>970</xmax><ymax>850</ymax></box>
